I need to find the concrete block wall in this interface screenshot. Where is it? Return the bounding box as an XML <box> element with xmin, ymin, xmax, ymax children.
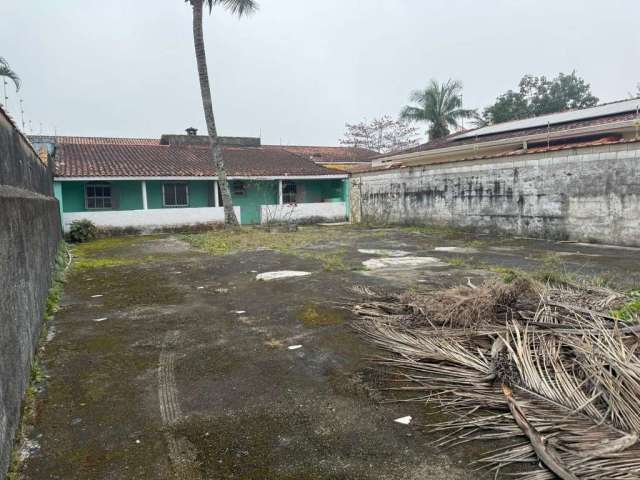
<box><xmin>351</xmin><ymin>142</ymin><xmax>640</xmax><ymax>246</ymax></box>
<box><xmin>0</xmin><ymin>108</ymin><xmax>61</xmax><ymax>477</ymax></box>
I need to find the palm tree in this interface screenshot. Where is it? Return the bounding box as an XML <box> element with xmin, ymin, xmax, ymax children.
<box><xmin>0</xmin><ymin>57</ymin><xmax>21</xmax><ymax>107</ymax></box>
<box><xmin>186</xmin><ymin>0</ymin><xmax>258</xmax><ymax>226</ymax></box>
<box><xmin>400</xmin><ymin>79</ymin><xmax>474</xmax><ymax>140</ymax></box>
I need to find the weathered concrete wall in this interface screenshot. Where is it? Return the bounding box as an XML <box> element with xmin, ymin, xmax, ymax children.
<box><xmin>352</xmin><ymin>142</ymin><xmax>640</xmax><ymax>246</ymax></box>
<box><xmin>0</xmin><ymin>108</ymin><xmax>61</xmax><ymax>477</ymax></box>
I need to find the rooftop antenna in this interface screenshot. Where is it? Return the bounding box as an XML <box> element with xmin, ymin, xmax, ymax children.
<box><xmin>28</xmin><ymin>119</ymin><xmax>33</xmax><ymax>134</ymax></box>
<box><xmin>39</xmin><ymin>122</ymin><xmax>43</xmax><ymax>135</ymax></box>
<box><xmin>2</xmin><ymin>78</ymin><xmax>8</xmax><ymax>108</ymax></box>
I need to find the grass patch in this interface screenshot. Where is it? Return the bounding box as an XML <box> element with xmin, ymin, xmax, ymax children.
<box><xmin>73</xmin><ymin>257</ymin><xmax>148</xmax><ymax>270</ymax></box>
<box><xmin>447</xmin><ymin>257</ymin><xmax>466</xmax><ymax>267</ymax></box>
<box><xmin>184</xmin><ymin>226</ymin><xmax>367</xmax><ymax>271</ymax></box>
<box><xmin>184</xmin><ymin>226</ymin><xmax>347</xmax><ymax>255</ymax></box>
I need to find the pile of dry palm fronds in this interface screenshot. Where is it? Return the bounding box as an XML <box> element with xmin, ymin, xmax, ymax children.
<box><xmin>351</xmin><ymin>279</ymin><xmax>640</xmax><ymax>479</ymax></box>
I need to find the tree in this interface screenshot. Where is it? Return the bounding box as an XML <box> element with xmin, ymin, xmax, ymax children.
<box><xmin>482</xmin><ymin>71</ymin><xmax>598</xmax><ymax>125</ymax></box>
<box><xmin>0</xmin><ymin>57</ymin><xmax>21</xmax><ymax>108</ymax></box>
<box><xmin>186</xmin><ymin>0</ymin><xmax>258</xmax><ymax>226</ymax></box>
<box><xmin>400</xmin><ymin>79</ymin><xmax>474</xmax><ymax>140</ymax></box>
<box><xmin>339</xmin><ymin>115</ymin><xmax>420</xmax><ymax>153</ymax></box>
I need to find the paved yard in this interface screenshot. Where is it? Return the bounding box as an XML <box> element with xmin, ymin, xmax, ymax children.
<box><xmin>19</xmin><ymin>226</ymin><xmax>640</xmax><ymax>479</ymax></box>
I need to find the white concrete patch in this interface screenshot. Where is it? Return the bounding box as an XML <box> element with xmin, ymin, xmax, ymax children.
<box><xmin>62</xmin><ymin>206</ymin><xmax>240</xmax><ymax>232</ymax></box>
<box><xmin>363</xmin><ymin>257</ymin><xmax>446</xmax><ymax>270</ymax></box>
<box><xmin>256</xmin><ymin>271</ymin><xmax>312</xmax><ymax>281</ymax></box>
<box><xmin>261</xmin><ymin>202</ymin><xmax>346</xmax><ymax>224</ymax></box>
<box><xmin>91</xmin><ymin>294</ymin><xmax>103</xmax><ymax>298</ymax></box>
<box><xmin>93</xmin><ymin>317</ymin><xmax>108</xmax><ymax>323</ymax></box>
<box><xmin>232</xmin><ymin>310</ymin><xmax>247</xmax><ymax>315</ymax></box>
<box><xmin>394</xmin><ymin>416</ymin><xmax>412</xmax><ymax>425</ymax></box>
<box><xmin>434</xmin><ymin>247</ymin><xmax>479</xmax><ymax>254</ymax></box>
<box><xmin>358</xmin><ymin>249</ymin><xmax>411</xmax><ymax>257</ymax></box>
<box><xmin>288</xmin><ymin>345</ymin><xmax>303</xmax><ymax>350</ymax></box>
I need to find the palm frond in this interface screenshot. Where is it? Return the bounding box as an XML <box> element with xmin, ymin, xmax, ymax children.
<box><xmin>400</xmin><ymin>78</ymin><xmax>473</xmax><ymax>139</ymax></box>
<box><xmin>206</xmin><ymin>0</ymin><xmax>259</xmax><ymax>16</ymax></box>
<box><xmin>0</xmin><ymin>59</ymin><xmax>21</xmax><ymax>91</ymax></box>
<box><xmin>350</xmin><ymin>279</ymin><xmax>640</xmax><ymax>479</ymax></box>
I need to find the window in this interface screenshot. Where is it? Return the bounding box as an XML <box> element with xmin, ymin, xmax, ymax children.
<box><xmin>163</xmin><ymin>183</ymin><xmax>189</xmax><ymax>207</ymax></box>
<box><xmin>232</xmin><ymin>182</ymin><xmax>246</xmax><ymax>196</ymax></box>
<box><xmin>85</xmin><ymin>182</ymin><xmax>112</xmax><ymax>210</ymax></box>
<box><xmin>283</xmin><ymin>181</ymin><xmax>297</xmax><ymax>204</ymax></box>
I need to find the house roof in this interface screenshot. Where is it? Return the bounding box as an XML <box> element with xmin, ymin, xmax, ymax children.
<box><xmin>54</xmin><ymin>142</ymin><xmax>342</xmax><ymax>178</ymax></box>
<box><xmin>376</xmin><ymin>99</ymin><xmax>640</xmax><ymax>161</ymax></box>
<box><xmin>29</xmin><ymin>135</ymin><xmax>161</xmax><ymax>146</ymax></box>
<box><xmin>264</xmin><ymin>145</ymin><xmax>377</xmax><ymax>163</ymax></box>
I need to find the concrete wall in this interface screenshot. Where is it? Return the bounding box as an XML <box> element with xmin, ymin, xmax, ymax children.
<box><xmin>351</xmin><ymin>142</ymin><xmax>640</xmax><ymax>246</ymax></box>
<box><xmin>62</xmin><ymin>206</ymin><xmax>239</xmax><ymax>231</ymax></box>
<box><xmin>0</xmin><ymin>108</ymin><xmax>61</xmax><ymax>477</ymax></box>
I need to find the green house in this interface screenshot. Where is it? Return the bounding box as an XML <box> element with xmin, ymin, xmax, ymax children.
<box><xmin>45</xmin><ymin>134</ymin><xmax>349</xmax><ymax>230</ymax></box>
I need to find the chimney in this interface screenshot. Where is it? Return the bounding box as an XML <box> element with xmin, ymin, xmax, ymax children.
<box><xmin>186</xmin><ymin>127</ymin><xmax>198</xmax><ymax>136</ymax></box>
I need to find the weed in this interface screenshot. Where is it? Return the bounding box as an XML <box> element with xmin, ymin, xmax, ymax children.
<box><xmin>611</xmin><ymin>292</ymin><xmax>640</xmax><ymax>322</ymax></box>
<box><xmin>447</xmin><ymin>257</ymin><xmax>466</xmax><ymax>267</ymax></box>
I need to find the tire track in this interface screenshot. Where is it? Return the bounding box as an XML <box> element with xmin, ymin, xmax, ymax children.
<box><xmin>158</xmin><ymin>330</ymin><xmax>201</xmax><ymax>479</ymax></box>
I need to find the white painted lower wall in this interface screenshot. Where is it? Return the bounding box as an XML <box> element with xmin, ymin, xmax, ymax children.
<box><xmin>62</xmin><ymin>206</ymin><xmax>241</xmax><ymax>232</ymax></box>
<box><xmin>260</xmin><ymin>202</ymin><xmax>347</xmax><ymax>224</ymax></box>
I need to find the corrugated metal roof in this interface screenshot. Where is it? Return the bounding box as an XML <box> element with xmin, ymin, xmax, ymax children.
<box><xmin>455</xmin><ymin>98</ymin><xmax>640</xmax><ymax>140</ymax></box>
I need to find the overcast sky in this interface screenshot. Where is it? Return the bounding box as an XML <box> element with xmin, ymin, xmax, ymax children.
<box><xmin>2</xmin><ymin>0</ymin><xmax>639</xmax><ymax>145</ymax></box>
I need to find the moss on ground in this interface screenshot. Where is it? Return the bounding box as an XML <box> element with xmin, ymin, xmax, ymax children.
<box><xmin>184</xmin><ymin>226</ymin><xmax>369</xmax><ymax>271</ymax></box>
<box><xmin>297</xmin><ymin>304</ymin><xmax>345</xmax><ymax>326</ymax></box>
<box><xmin>183</xmin><ymin>226</ymin><xmax>346</xmax><ymax>255</ymax></box>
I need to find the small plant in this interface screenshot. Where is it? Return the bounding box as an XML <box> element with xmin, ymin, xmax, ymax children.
<box><xmin>448</xmin><ymin>257</ymin><xmax>466</xmax><ymax>267</ymax></box>
<box><xmin>611</xmin><ymin>291</ymin><xmax>640</xmax><ymax>322</ymax></box>
<box><xmin>67</xmin><ymin>219</ymin><xmax>98</xmax><ymax>243</ymax></box>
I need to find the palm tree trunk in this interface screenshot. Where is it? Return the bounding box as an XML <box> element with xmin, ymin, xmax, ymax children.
<box><xmin>191</xmin><ymin>0</ymin><xmax>239</xmax><ymax>226</ymax></box>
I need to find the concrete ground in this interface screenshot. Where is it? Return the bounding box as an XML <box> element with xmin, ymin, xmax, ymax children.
<box><xmin>18</xmin><ymin>226</ymin><xmax>640</xmax><ymax>479</ymax></box>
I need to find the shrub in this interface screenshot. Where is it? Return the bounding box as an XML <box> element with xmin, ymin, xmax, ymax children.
<box><xmin>67</xmin><ymin>219</ymin><xmax>97</xmax><ymax>243</ymax></box>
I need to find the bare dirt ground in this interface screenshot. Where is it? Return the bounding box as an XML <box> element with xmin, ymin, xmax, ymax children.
<box><xmin>17</xmin><ymin>225</ymin><xmax>640</xmax><ymax>479</ymax></box>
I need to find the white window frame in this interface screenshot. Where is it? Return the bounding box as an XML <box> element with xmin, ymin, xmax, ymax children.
<box><xmin>162</xmin><ymin>182</ymin><xmax>189</xmax><ymax>208</ymax></box>
<box><xmin>85</xmin><ymin>182</ymin><xmax>113</xmax><ymax>210</ymax></box>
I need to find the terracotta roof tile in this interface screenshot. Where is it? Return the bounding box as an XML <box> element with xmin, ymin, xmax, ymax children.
<box><xmin>264</xmin><ymin>145</ymin><xmax>377</xmax><ymax>163</ymax></box>
<box><xmin>54</xmin><ymin>143</ymin><xmax>341</xmax><ymax>178</ymax></box>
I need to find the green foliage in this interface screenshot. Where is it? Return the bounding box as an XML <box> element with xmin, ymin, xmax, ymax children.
<box><xmin>400</xmin><ymin>79</ymin><xmax>475</xmax><ymax>140</ymax></box>
<box><xmin>482</xmin><ymin>71</ymin><xmax>598</xmax><ymax>124</ymax></box>
<box><xmin>611</xmin><ymin>291</ymin><xmax>640</xmax><ymax>322</ymax></box>
<box><xmin>67</xmin><ymin>219</ymin><xmax>98</xmax><ymax>243</ymax></box>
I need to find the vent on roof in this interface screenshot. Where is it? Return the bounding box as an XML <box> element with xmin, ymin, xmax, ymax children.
<box><xmin>186</xmin><ymin>127</ymin><xmax>198</xmax><ymax>136</ymax></box>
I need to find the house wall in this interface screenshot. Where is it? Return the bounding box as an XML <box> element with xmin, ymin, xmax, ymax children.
<box><xmin>0</xmin><ymin>109</ymin><xmax>61</xmax><ymax>478</ymax></box>
<box><xmin>230</xmin><ymin>180</ymin><xmax>278</xmax><ymax>225</ymax></box>
<box><xmin>62</xmin><ymin>206</ymin><xmax>239</xmax><ymax>232</ymax></box>
<box><xmin>60</xmin><ymin>180</ymin><xmax>143</xmax><ymax>212</ymax></box>
<box><xmin>351</xmin><ymin>142</ymin><xmax>640</xmax><ymax>246</ymax></box>
<box><xmin>56</xmin><ymin>178</ymin><xmax>348</xmax><ymax>227</ymax></box>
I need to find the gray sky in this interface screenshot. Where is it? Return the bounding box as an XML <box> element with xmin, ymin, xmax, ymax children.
<box><xmin>2</xmin><ymin>0</ymin><xmax>639</xmax><ymax>145</ymax></box>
